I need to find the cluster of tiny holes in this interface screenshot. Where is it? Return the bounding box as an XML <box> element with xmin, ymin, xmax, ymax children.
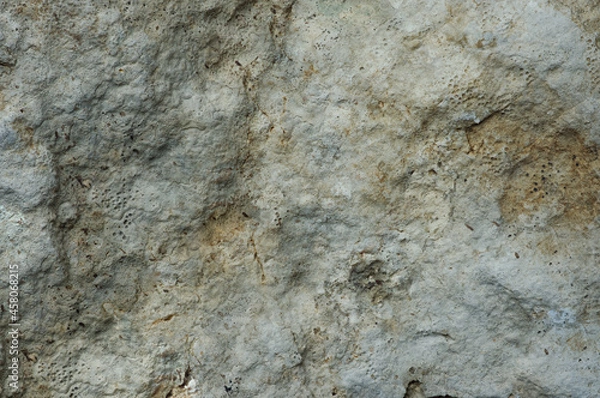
<box><xmin>91</xmin><ymin>180</ymin><xmax>141</xmax><ymax>242</ymax></box>
<box><xmin>34</xmin><ymin>353</ymin><xmax>89</xmax><ymax>396</ymax></box>
<box><xmin>584</xmin><ymin>35</ymin><xmax>600</xmax><ymax>94</ymax></box>
<box><xmin>67</xmin><ymin>383</ymin><xmax>82</xmax><ymax>398</ymax></box>
<box><xmin>439</xmin><ymin>54</ymin><xmax>525</xmax><ymax>123</ymax></box>
<box><xmin>40</xmin><ymin>285</ymin><xmax>88</xmax><ymax>338</ymax></box>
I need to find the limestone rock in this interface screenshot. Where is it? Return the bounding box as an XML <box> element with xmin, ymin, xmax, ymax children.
<box><xmin>0</xmin><ymin>1</ymin><xmax>599</xmax><ymax>397</ymax></box>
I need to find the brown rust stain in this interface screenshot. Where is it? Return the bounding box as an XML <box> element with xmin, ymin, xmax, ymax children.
<box><xmin>501</xmin><ymin>129</ymin><xmax>600</xmax><ymax>227</ymax></box>
<box><xmin>549</xmin><ymin>0</ymin><xmax>600</xmax><ymax>37</ymax></box>
<box><xmin>579</xmin><ymin>281</ymin><xmax>600</xmax><ymax>322</ymax></box>
<box><xmin>150</xmin><ymin>375</ymin><xmax>177</xmax><ymax>398</ymax></box>
<box><xmin>192</xmin><ymin>204</ymin><xmax>257</xmax><ymax>281</ymax></box>
<box><xmin>14</xmin><ymin>0</ymin><xmax>47</xmax><ymax>20</ymax></box>
<box><xmin>566</xmin><ymin>332</ymin><xmax>589</xmax><ymax>352</ymax></box>
<box><xmin>11</xmin><ymin>119</ymin><xmax>35</xmax><ymax>149</ymax></box>
<box><xmin>151</xmin><ymin>313</ymin><xmax>176</xmax><ymax>326</ymax></box>
<box><xmin>535</xmin><ymin>233</ymin><xmax>560</xmax><ymax>256</ymax></box>
<box><xmin>198</xmin><ymin>205</ymin><xmax>247</xmax><ymax>247</ymax></box>
<box><xmin>303</xmin><ymin>63</ymin><xmax>318</xmax><ymax>79</ymax></box>
<box><xmin>466</xmin><ymin>114</ymin><xmax>600</xmax><ymax>228</ymax></box>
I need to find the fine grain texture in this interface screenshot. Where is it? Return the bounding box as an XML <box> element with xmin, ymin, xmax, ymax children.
<box><xmin>1</xmin><ymin>1</ymin><xmax>599</xmax><ymax>397</ymax></box>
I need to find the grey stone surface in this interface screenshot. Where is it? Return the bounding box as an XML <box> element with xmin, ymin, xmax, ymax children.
<box><xmin>0</xmin><ymin>0</ymin><xmax>599</xmax><ymax>397</ymax></box>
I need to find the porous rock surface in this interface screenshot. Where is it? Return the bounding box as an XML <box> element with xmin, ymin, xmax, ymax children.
<box><xmin>1</xmin><ymin>0</ymin><xmax>600</xmax><ymax>397</ymax></box>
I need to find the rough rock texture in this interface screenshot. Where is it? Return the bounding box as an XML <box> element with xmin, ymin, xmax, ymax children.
<box><xmin>1</xmin><ymin>0</ymin><xmax>600</xmax><ymax>397</ymax></box>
